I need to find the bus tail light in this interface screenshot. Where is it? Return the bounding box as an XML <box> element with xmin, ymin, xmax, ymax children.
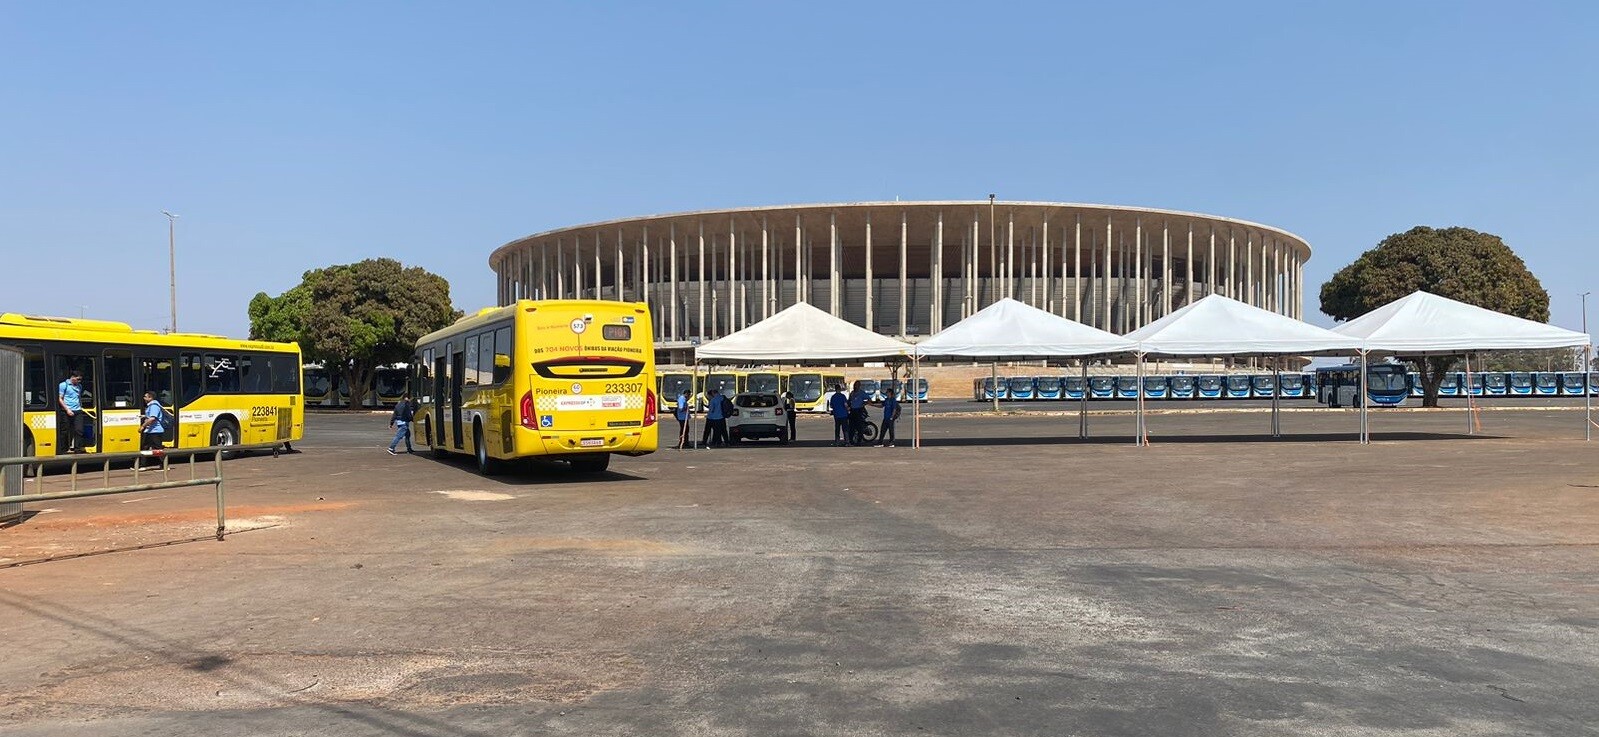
<box><xmin>520</xmin><ymin>391</ymin><xmax>536</xmax><ymax>429</ymax></box>
<box><xmin>643</xmin><ymin>389</ymin><xmax>657</xmax><ymax>427</ymax></box>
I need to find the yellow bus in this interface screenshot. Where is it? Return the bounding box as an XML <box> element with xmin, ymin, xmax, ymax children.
<box><xmin>413</xmin><ymin>299</ymin><xmax>658</xmax><ymax>475</ymax></box>
<box><xmin>1</xmin><ymin>313</ymin><xmax>303</xmax><ymax>458</ymax></box>
<box><xmin>788</xmin><ymin>371</ymin><xmax>846</xmax><ymax>412</ymax></box>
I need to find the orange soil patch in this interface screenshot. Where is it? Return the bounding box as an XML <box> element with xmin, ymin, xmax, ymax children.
<box><xmin>15</xmin><ymin>501</ymin><xmax>355</xmax><ymax>531</ymax></box>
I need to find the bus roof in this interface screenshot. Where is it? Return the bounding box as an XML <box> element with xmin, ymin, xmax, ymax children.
<box><xmin>0</xmin><ymin>313</ymin><xmax>300</xmax><ymax>353</ymax></box>
<box><xmin>418</xmin><ymin>299</ymin><xmax>649</xmax><ymax>345</ymax></box>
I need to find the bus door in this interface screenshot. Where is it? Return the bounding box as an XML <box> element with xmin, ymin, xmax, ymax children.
<box><xmin>430</xmin><ymin>354</ymin><xmax>447</xmax><ymax>446</ymax></box>
<box><xmin>137</xmin><ymin>354</ymin><xmax>179</xmax><ymax>445</ymax></box>
<box><xmin>52</xmin><ymin>352</ymin><xmax>100</xmax><ymax>453</ymax></box>
<box><xmin>450</xmin><ymin>346</ymin><xmax>465</xmax><ymax>449</ymax></box>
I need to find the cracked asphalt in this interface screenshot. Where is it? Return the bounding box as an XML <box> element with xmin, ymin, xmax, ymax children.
<box><xmin>2</xmin><ymin>406</ymin><xmax>1597</xmax><ymax>736</ymax></box>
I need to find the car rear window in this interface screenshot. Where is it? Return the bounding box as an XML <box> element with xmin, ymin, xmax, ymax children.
<box><xmin>736</xmin><ymin>394</ymin><xmax>778</xmax><ymax>407</ymax></box>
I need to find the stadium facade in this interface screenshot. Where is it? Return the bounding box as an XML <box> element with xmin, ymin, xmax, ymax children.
<box><xmin>489</xmin><ymin>201</ymin><xmax>1309</xmax><ymax>357</ymax></box>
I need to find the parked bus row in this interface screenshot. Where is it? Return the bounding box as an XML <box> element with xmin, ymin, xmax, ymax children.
<box><xmin>301</xmin><ymin>364</ymin><xmax>411</xmax><ymax>407</ymax></box>
<box><xmin>972</xmin><ymin>366</ymin><xmax>1599</xmax><ymax>406</ymax></box>
<box><xmin>655</xmin><ymin>370</ymin><xmax>929</xmax><ymax>414</ymax></box>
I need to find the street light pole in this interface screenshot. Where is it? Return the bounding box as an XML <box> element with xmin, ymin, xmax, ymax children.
<box><xmin>162</xmin><ymin>210</ymin><xmax>179</xmax><ymax>333</ymax></box>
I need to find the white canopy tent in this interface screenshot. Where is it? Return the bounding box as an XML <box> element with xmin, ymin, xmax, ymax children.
<box><xmin>1331</xmin><ymin>291</ymin><xmax>1593</xmax><ymax>441</ymax></box>
<box><xmin>912</xmin><ymin>298</ymin><xmax>1138</xmax><ymax>447</ymax></box>
<box><xmin>694</xmin><ymin>301</ymin><xmax>912</xmax><ymax>363</ymax></box>
<box><xmin>1125</xmin><ymin>295</ymin><xmax>1364</xmax><ymax>444</ymax></box>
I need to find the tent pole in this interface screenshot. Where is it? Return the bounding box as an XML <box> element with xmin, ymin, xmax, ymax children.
<box><xmin>1135</xmin><ymin>352</ymin><xmax>1146</xmax><ymax>446</ymax></box>
<box><xmin>1359</xmin><ymin>350</ymin><xmax>1369</xmax><ymax>445</ymax></box>
<box><xmin>1079</xmin><ymin>360</ymin><xmax>1088</xmax><ymax>440</ymax></box>
<box><xmin>991</xmin><ymin>361</ymin><xmax>1000</xmax><ymax>412</ymax></box>
<box><xmin>1272</xmin><ymin>362</ymin><xmax>1281</xmax><ymax>438</ymax></box>
<box><xmin>912</xmin><ymin>353</ymin><xmax>921</xmax><ymax>449</ymax></box>
<box><xmin>1464</xmin><ymin>353</ymin><xmax>1473</xmax><ymax>435</ymax></box>
<box><xmin>1586</xmin><ymin>342</ymin><xmax>1593</xmax><ymax>442</ymax></box>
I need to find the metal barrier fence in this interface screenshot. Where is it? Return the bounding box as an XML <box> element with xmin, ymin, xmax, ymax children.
<box><xmin>0</xmin><ymin>443</ymin><xmax>285</xmax><ymax>541</ymax></box>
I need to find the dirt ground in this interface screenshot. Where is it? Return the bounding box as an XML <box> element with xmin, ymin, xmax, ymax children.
<box><xmin>2</xmin><ymin>407</ymin><xmax>1597</xmax><ymax>736</ymax></box>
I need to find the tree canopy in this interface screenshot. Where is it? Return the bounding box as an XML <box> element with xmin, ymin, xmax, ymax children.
<box><xmin>1319</xmin><ymin>226</ymin><xmax>1551</xmax><ymax>406</ymax></box>
<box><xmin>249</xmin><ymin>258</ymin><xmax>459</xmax><ymax>407</ymax></box>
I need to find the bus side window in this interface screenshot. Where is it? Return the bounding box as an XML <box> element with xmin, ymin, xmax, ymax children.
<box><xmin>104</xmin><ymin>350</ymin><xmax>134</xmax><ymax>407</ymax></box>
<box><xmin>269</xmin><ymin>354</ymin><xmax>300</xmax><ymax>394</ymax></box>
<box><xmin>493</xmin><ymin>326</ymin><xmax>512</xmax><ymax>384</ymax></box>
<box><xmin>22</xmin><ymin>346</ymin><xmax>47</xmax><ymax>410</ymax></box>
<box><xmin>180</xmin><ymin>353</ymin><xmax>205</xmax><ymax>405</ymax></box>
<box><xmin>464</xmin><ymin>335</ymin><xmax>479</xmax><ymax>386</ymax></box>
<box><xmin>52</xmin><ymin>354</ymin><xmax>97</xmax><ymax>409</ymax></box>
<box><xmin>205</xmin><ymin>354</ymin><xmax>240</xmax><ymax>393</ymax></box>
<box><xmin>478</xmin><ymin>330</ymin><xmax>495</xmax><ymax>385</ymax></box>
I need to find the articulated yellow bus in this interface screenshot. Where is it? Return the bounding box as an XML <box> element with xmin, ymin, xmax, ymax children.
<box><xmin>1</xmin><ymin>313</ymin><xmax>303</xmax><ymax>458</ymax></box>
<box><xmin>413</xmin><ymin>299</ymin><xmax>658</xmax><ymax>475</ymax></box>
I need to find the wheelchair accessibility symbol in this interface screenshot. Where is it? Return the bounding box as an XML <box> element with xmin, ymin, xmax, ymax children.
<box><xmin>540</xmin><ymin>415</ymin><xmax>553</xmax><ymax>428</ymax></box>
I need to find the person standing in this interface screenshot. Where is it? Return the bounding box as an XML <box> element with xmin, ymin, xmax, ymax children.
<box><xmin>138</xmin><ymin>390</ymin><xmax>166</xmax><ymax>468</ymax></box>
<box><xmin>674</xmin><ymin>389</ymin><xmax>690</xmax><ymax>449</ymax></box>
<box><xmin>387</xmin><ymin>393</ymin><xmax>415</xmax><ymax>454</ymax></box>
<box><xmin>847</xmin><ymin>380</ymin><xmax>869</xmax><ymax>446</ymax></box>
<box><xmin>829</xmin><ymin>384</ymin><xmax>850</xmax><ymax>446</ymax></box>
<box><xmin>703</xmin><ymin>390</ymin><xmax>727</xmax><ymax>448</ymax></box>
<box><xmin>781</xmin><ymin>389</ymin><xmax>797</xmax><ymax>442</ymax></box>
<box><xmin>876</xmin><ymin>389</ymin><xmax>900</xmax><ymax>447</ymax></box>
<box><xmin>57</xmin><ymin>370</ymin><xmax>86</xmax><ymax>453</ymax></box>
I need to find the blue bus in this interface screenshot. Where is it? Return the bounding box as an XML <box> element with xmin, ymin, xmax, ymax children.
<box><xmin>1251</xmin><ymin>374</ymin><xmax>1277</xmax><ymax>399</ymax></box>
<box><xmin>1008</xmin><ymin>376</ymin><xmax>1037</xmax><ymax>401</ymax></box>
<box><xmin>1407</xmin><ymin>372</ymin><xmax>1425</xmax><ymax>398</ymax></box>
<box><xmin>1559</xmin><ymin>372</ymin><xmax>1587</xmax><ymax>396</ymax></box>
<box><xmin>1115</xmin><ymin>375</ymin><xmax>1140</xmax><ymax>399</ymax></box>
<box><xmin>1062</xmin><ymin>376</ymin><xmax>1087</xmax><ymax>400</ymax></box>
<box><xmin>1168</xmin><ymin>375</ymin><xmax>1197</xmax><ymax>399</ymax></box>
<box><xmin>974</xmin><ymin>377</ymin><xmax>1008</xmax><ymax>401</ymax></box>
<box><xmin>1034</xmin><ymin>376</ymin><xmax>1064</xmax><ymax>400</ymax></box>
<box><xmin>1223</xmin><ymin>375</ymin><xmax>1253</xmax><ymax>399</ymax></box>
<box><xmin>1436</xmin><ymin>372</ymin><xmax>1462</xmax><ymax>397</ymax></box>
<box><xmin>1483</xmin><ymin>372</ymin><xmax>1508</xmax><ymax>396</ymax></box>
<box><xmin>1533</xmin><ymin>372</ymin><xmax>1560</xmax><ymax>396</ymax></box>
<box><xmin>1315</xmin><ymin>364</ymin><xmax>1412</xmax><ymax>407</ymax></box>
<box><xmin>1195</xmin><ymin>375</ymin><xmax>1224</xmax><ymax>399</ymax></box>
<box><xmin>1088</xmin><ymin>376</ymin><xmax>1116</xmax><ymax>399</ymax></box>
<box><xmin>1508</xmin><ymin>371</ymin><xmax>1534</xmax><ymax>395</ymax></box>
<box><xmin>1278</xmin><ymin>373</ymin><xmax>1309</xmax><ymax>398</ymax></box>
<box><xmin>1464</xmin><ymin>372</ymin><xmax>1484</xmax><ymax>397</ymax></box>
<box><xmin>1142</xmin><ymin>376</ymin><xmax>1169</xmax><ymax>399</ymax></box>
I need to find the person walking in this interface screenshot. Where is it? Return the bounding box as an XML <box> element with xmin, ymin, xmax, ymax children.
<box><xmin>138</xmin><ymin>390</ymin><xmax>166</xmax><ymax>469</ymax></box>
<box><xmin>829</xmin><ymin>384</ymin><xmax>850</xmax><ymax>446</ymax></box>
<box><xmin>57</xmin><ymin>370</ymin><xmax>87</xmax><ymax>453</ymax></box>
<box><xmin>387</xmin><ymin>393</ymin><xmax>416</xmax><ymax>454</ymax></box>
<box><xmin>847</xmin><ymin>380</ymin><xmax>869</xmax><ymax>446</ymax></box>
<box><xmin>781</xmin><ymin>389</ymin><xmax>797</xmax><ymax>442</ymax></box>
<box><xmin>876</xmin><ymin>388</ymin><xmax>900</xmax><ymax>447</ymax></box>
<box><xmin>674</xmin><ymin>389</ymin><xmax>690</xmax><ymax>449</ymax></box>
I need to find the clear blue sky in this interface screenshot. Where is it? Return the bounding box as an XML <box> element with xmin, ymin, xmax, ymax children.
<box><xmin>3</xmin><ymin>2</ymin><xmax>1595</xmax><ymax>336</ymax></box>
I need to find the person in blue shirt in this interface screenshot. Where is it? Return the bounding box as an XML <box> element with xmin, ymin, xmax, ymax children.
<box><xmin>138</xmin><ymin>390</ymin><xmax>166</xmax><ymax>468</ymax></box>
<box><xmin>828</xmin><ymin>384</ymin><xmax>850</xmax><ymax>446</ymax></box>
<box><xmin>876</xmin><ymin>388</ymin><xmax>900</xmax><ymax>448</ymax></box>
<box><xmin>701</xmin><ymin>391</ymin><xmax>729</xmax><ymax>448</ymax></box>
<box><xmin>674</xmin><ymin>390</ymin><xmax>690</xmax><ymax>449</ymax></box>
<box><xmin>57</xmin><ymin>370</ymin><xmax>87</xmax><ymax>453</ymax></box>
<box><xmin>846</xmin><ymin>381</ymin><xmax>869</xmax><ymax>446</ymax></box>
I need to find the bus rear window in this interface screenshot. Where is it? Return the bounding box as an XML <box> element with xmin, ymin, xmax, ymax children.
<box><xmin>602</xmin><ymin>324</ymin><xmax>631</xmax><ymax>341</ymax></box>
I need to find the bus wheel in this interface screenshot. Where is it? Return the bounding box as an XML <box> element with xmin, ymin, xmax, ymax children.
<box><xmin>473</xmin><ymin>423</ymin><xmax>499</xmax><ymax>476</ymax></box>
<box><xmin>567</xmin><ymin>454</ymin><xmax>610</xmax><ymax>473</ymax></box>
<box><xmin>211</xmin><ymin>419</ymin><xmax>241</xmax><ymax>460</ymax></box>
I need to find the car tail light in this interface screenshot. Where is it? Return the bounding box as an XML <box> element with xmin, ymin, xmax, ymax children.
<box><xmin>774</xmin><ymin>406</ymin><xmax>784</xmax><ymax>415</ymax></box>
<box><xmin>643</xmin><ymin>389</ymin><xmax>657</xmax><ymax>427</ymax></box>
<box><xmin>520</xmin><ymin>391</ymin><xmax>536</xmax><ymax>429</ymax></box>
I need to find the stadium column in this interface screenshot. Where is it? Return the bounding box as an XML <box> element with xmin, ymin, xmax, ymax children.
<box><xmin>829</xmin><ymin>211</ymin><xmax>840</xmax><ymax>317</ymax></box>
<box><xmin>616</xmin><ymin>228</ymin><xmax>625</xmax><ymax>302</ymax></box>
<box><xmin>1073</xmin><ymin>215</ymin><xmax>1082</xmax><ymax>321</ymax></box>
<box><xmin>760</xmin><ymin>218</ymin><xmax>769</xmax><ymax>320</ymax></box>
<box><xmin>697</xmin><ymin>221</ymin><xmax>706</xmax><ymax>342</ymax></box>
<box><xmin>794</xmin><ymin>215</ymin><xmax>803</xmax><ymax>305</ymax></box>
<box><xmin>1162</xmin><ymin>222</ymin><xmax>1171</xmax><ymax>317</ymax></box>
<box><xmin>1103</xmin><ymin>217</ymin><xmax>1113</xmax><ymax>333</ymax></box>
<box><xmin>539</xmin><ymin>242</ymin><xmax>548</xmax><ymax>301</ymax></box>
<box><xmin>593</xmin><ymin>235</ymin><xmax>602</xmax><ymax>300</ymax></box>
<box><xmin>1041</xmin><ymin>217</ymin><xmax>1050</xmax><ymax>311</ymax></box>
<box><xmin>967</xmin><ymin>215</ymin><xmax>978</xmax><ymax>314</ymax></box>
<box><xmin>1186</xmin><ymin>224</ymin><xmax>1195</xmax><ymax>307</ymax></box>
<box><xmin>899</xmin><ymin>209</ymin><xmax>908</xmax><ymax>336</ymax></box>
<box><xmin>1006</xmin><ymin>209</ymin><xmax>1015</xmax><ymax>300</ymax></box>
<box><xmin>959</xmin><ymin>228</ymin><xmax>970</xmax><ymax>319</ymax></box>
<box><xmin>555</xmin><ymin>239</ymin><xmax>565</xmax><ymax>298</ymax></box>
<box><xmin>865</xmin><ymin>212</ymin><xmax>874</xmax><ymax>332</ymax></box>
<box><xmin>1227</xmin><ymin>232</ymin><xmax>1236</xmax><ymax>300</ymax></box>
<box><xmin>728</xmin><ymin>220</ymin><xmax>737</xmax><ymax>331</ymax></box>
<box><xmin>933</xmin><ymin>210</ymin><xmax>945</xmax><ymax>333</ymax></box>
<box><xmin>1134</xmin><ymin>218</ymin><xmax>1143</xmax><ymax>328</ymax></box>
<box><xmin>668</xmin><ymin>224</ymin><xmax>678</xmax><ymax>341</ymax></box>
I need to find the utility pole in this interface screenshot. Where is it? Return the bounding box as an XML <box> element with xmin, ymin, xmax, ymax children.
<box><xmin>162</xmin><ymin>210</ymin><xmax>179</xmax><ymax>333</ymax></box>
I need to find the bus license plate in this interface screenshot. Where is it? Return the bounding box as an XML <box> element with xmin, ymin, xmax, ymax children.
<box><xmin>580</xmin><ymin>438</ymin><xmax>604</xmax><ymax>447</ymax></box>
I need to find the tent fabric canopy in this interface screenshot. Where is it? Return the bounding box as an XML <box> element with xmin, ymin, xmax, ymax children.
<box><xmin>694</xmin><ymin>301</ymin><xmax>911</xmax><ymax>362</ymax></box>
<box><xmin>1331</xmin><ymin>291</ymin><xmax>1590</xmax><ymax>354</ymax></box>
<box><xmin>1126</xmin><ymin>294</ymin><xmax>1362</xmax><ymax>357</ymax></box>
<box><xmin>913</xmin><ymin>298</ymin><xmax>1137</xmax><ymax>358</ymax></box>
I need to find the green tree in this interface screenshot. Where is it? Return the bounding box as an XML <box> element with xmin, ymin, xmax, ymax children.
<box><xmin>249</xmin><ymin>258</ymin><xmax>460</xmax><ymax>408</ymax></box>
<box><xmin>1319</xmin><ymin>226</ymin><xmax>1550</xmax><ymax>407</ymax></box>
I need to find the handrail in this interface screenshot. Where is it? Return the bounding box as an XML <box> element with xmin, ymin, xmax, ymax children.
<box><xmin>1</xmin><ymin>441</ymin><xmax>287</xmax><ymax>542</ymax></box>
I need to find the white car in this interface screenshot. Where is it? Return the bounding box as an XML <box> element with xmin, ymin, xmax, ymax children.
<box><xmin>726</xmin><ymin>392</ymin><xmax>789</xmax><ymax>443</ymax></box>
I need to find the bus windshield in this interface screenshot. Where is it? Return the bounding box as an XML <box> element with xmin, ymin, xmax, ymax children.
<box><xmin>705</xmin><ymin>373</ymin><xmax>738</xmax><ymax>399</ymax></box>
<box><xmin>745</xmin><ymin>372</ymin><xmax>780</xmax><ymax>394</ymax></box>
<box><xmin>790</xmin><ymin>373</ymin><xmax>824</xmax><ymax>403</ymax></box>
